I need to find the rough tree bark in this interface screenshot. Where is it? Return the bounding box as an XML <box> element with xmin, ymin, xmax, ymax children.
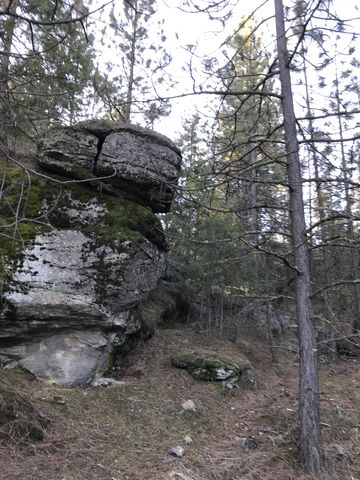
<box><xmin>273</xmin><ymin>0</ymin><xmax>325</xmax><ymax>473</ymax></box>
<box><xmin>0</xmin><ymin>0</ymin><xmax>18</xmax><ymax>151</ymax></box>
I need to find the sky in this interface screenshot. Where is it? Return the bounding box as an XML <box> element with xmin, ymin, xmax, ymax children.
<box><xmin>153</xmin><ymin>1</ymin><xmax>273</xmax><ymax>137</ymax></box>
<box><xmin>91</xmin><ymin>0</ymin><xmax>360</xmax><ymax>141</ymax></box>
<box><xmin>154</xmin><ymin>0</ymin><xmax>359</xmax><ymax>139</ymax></box>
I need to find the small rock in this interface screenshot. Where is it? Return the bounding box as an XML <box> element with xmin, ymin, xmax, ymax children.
<box><xmin>222</xmin><ymin>376</ymin><xmax>238</xmax><ymax>390</ymax></box>
<box><xmin>51</xmin><ymin>395</ymin><xmax>66</xmax><ymax>405</ymax></box>
<box><xmin>92</xmin><ymin>377</ymin><xmax>126</xmax><ymax>387</ymax></box>
<box><xmin>242</xmin><ymin>436</ymin><xmax>258</xmax><ymax>450</ymax></box>
<box><xmin>167</xmin><ymin>472</ymin><xmax>190</xmax><ymax>480</ymax></box>
<box><xmin>170</xmin><ymin>446</ymin><xmax>184</xmax><ymax>458</ymax></box>
<box><xmin>181</xmin><ymin>399</ymin><xmax>196</xmax><ymax>412</ymax></box>
<box><xmin>215</xmin><ymin>367</ymin><xmax>234</xmax><ymax>380</ymax></box>
<box><xmin>184</xmin><ymin>435</ymin><xmax>193</xmax><ymax>444</ymax></box>
<box><xmin>36</xmin><ymin>412</ymin><xmax>52</xmax><ymax>427</ymax></box>
<box><xmin>246</xmin><ymin>370</ymin><xmax>257</xmax><ymax>390</ymax></box>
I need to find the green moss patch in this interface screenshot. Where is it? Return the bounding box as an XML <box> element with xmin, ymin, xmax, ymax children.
<box><xmin>0</xmin><ymin>158</ymin><xmax>167</xmax><ymax>302</ymax></box>
<box><xmin>135</xmin><ymin>279</ymin><xmax>192</xmax><ymax>335</ymax></box>
<box><xmin>0</xmin><ymin>161</ymin><xmax>61</xmax><ymax>254</ymax></box>
<box><xmin>101</xmin><ymin>195</ymin><xmax>166</xmax><ymax>250</ymax></box>
<box><xmin>171</xmin><ymin>350</ymin><xmax>252</xmax><ymax>381</ymax></box>
<box><xmin>0</xmin><ymin>159</ymin><xmax>165</xmax><ymax>251</ymax></box>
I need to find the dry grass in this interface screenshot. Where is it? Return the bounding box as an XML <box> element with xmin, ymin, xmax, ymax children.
<box><xmin>0</xmin><ymin>326</ymin><xmax>359</xmax><ymax>480</ymax></box>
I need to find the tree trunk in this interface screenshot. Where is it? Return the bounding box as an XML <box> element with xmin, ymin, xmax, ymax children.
<box><xmin>334</xmin><ymin>66</ymin><xmax>360</xmax><ymax>333</ymax></box>
<box><xmin>274</xmin><ymin>0</ymin><xmax>325</xmax><ymax>473</ymax></box>
<box><xmin>302</xmin><ymin>53</ymin><xmax>338</xmax><ymax>361</ymax></box>
<box><xmin>123</xmin><ymin>0</ymin><xmax>140</xmax><ymax>123</ymax></box>
<box><xmin>0</xmin><ymin>0</ymin><xmax>18</xmax><ymax>151</ymax></box>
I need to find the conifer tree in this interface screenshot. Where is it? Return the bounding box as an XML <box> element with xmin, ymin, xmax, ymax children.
<box><xmin>0</xmin><ymin>0</ymin><xmax>109</xmax><ymax>144</ymax></box>
<box><xmin>105</xmin><ymin>0</ymin><xmax>171</xmax><ymax>125</ymax></box>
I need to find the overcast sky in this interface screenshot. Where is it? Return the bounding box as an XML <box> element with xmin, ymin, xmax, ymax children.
<box><xmin>156</xmin><ymin>0</ymin><xmax>359</xmax><ymax>138</ymax></box>
<box><xmin>91</xmin><ymin>0</ymin><xmax>359</xmax><ymax>139</ymax></box>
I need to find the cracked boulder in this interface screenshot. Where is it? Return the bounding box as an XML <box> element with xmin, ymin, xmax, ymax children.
<box><xmin>0</xmin><ymin>120</ymin><xmax>181</xmax><ymax>385</ymax></box>
<box><xmin>37</xmin><ymin>119</ymin><xmax>182</xmax><ymax>213</ymax></box>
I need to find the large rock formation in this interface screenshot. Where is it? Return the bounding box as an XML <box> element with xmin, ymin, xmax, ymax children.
<box><xmin>0</xmin><ymin>120</ymin><xmax>182</xmax><ymax>386</ymax></box>
<box><xmin>37</xmin><ymin>120</ymin><xmax>181</xmax><ymax>213</ymax></box>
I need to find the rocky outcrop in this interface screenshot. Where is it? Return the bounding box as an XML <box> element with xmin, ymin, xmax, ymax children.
<box><xmin>37</xmin><ymin>120</ymin><xmax>182</xmax><ymax>213</ymax></box>
<box><xmin>0</xmin><ymin>120</ymin><xmax>182</xmax><ymax>386</ymax></box>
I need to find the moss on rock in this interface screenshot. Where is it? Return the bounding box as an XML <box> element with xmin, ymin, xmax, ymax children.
<box><xmin>135</xmin><ymin>280</ymin><xmax>191</xmax><ymax>336</ymax></box>
<box><xmin>0</xmin><ymin>158</ymin><xmax>166</xmax><ymax>249</ymax></box>
<box><xmin>0</xmin><ymin>158</ymin><xmax>167</xmax><ymax>301</ymax></box>
<box><xmin>171</xmin><ymin>350</ymin><xmax>252</xmax><ymax>382</ymax></box>
<box><xmin>101</xmin><ymin>195</ymin><xmax>166</xmax><ymax>250</ymax></box>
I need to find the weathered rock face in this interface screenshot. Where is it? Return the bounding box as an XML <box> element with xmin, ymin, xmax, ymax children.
<box><xmin>2</xmin><ymin>231</ymin><xmax>164</xmax><ymax>334</ymax></box>
<box><xmin>37</xmin><ymin>120</ymin><xmax>182</xmax><ymax>213</ymax></box>
<box><xmin>0</xmin><ymin>120</ymin><xmax>182</xmax><ymax>386</ymax></box>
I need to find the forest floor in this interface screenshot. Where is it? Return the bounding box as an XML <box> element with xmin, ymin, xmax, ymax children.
<box><xmin>0</xmin><ymin>325</ymin><xmax>359</xmax><ymax>480</ymax></box>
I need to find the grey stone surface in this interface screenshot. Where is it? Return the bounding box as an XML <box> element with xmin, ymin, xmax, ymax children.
<box><xmin>2</xmin><ymin>330</ymin><xmax>131</xmax><ymax>387</ymax></box>
<box><xmin>37</xmin><ymin>120</ymin><xmax>182</xmax><ymax>212</ymax></box>
<box><xmin>75</xmin><ymin>119</ymin><xmax>181</xmax><ymax>155</ymax></box>
<box><xmin>37</xmin><ymin>127</ymin><xmax>98</xmax><ymax>178</ymax></box>
<box><xmin>1</xmin><ymin>230</ymin><xmax>164</xmax><ymax>337</ymax></box>
<box><xmin>18</xmin><ymin>331</ymin><xmax>111</xmax><ymax>386</ymax></box>
<box><xmin>181</xmin><ymin>399</ymin><xmax>196</xmax><ymax>412</ymax></box>
<box><xmin>0</xmin><ymin>120</ymin><xmax>181</xmax><ymax>385</ymax></box>
<box><xmin>91</xmin><ymin>377</ymin><xmax>126</xmax><ymax>387</ymax></box>
<box><xmin>96</xmin><ymin>130</ymin><xmax>180</xmax><ymax>212</ymax></box>
<box><xmin>171</xmin><ymin>351</ymin><xmax>253</xmax><ymax>383</ymax></box>
<box><xmin>169</xmin><ymin>446</ymin><xmax>184</xmax><ymax>458</ymax></box>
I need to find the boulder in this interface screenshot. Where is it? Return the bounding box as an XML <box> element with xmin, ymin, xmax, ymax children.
<box><xmin>37</xmin><ymin>120</ymin><xmax>182</xmax><ymax>213</ymax></box>
<box><xmin>2</xmin><ymin>230</ymin><xmax>164</xmax><ymax>336</ymax></box>
<box><xmin>172</xmin><ymin>349</ymin><xmax>253</xmax><ymax>385</ymax></box>
<box><xmin>0</xmin><ymin>120</ymin><xmax>182</xmax><ymax>385</ymax></box>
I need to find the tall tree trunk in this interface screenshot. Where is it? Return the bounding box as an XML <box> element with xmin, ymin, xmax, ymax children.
<box><xmin>334</xmin><ymin>66</ymin><xmax>360</xmax><ymax>333</ymax></box>
<box><xmin>274</xmin><ymin>0</ymin><xmax>325</xmax><ymax>473</ymax></box>
<box><xmin>302</xmin><ymin>53</ymin><xmax>337</xmax><ymax>361</ymax></box>
<box><xmin>0</xmin><ymin>0</ymin><xmax>18</xmax><ymax>152</ymax></box>
<box><xmin>123</xmin><ymin>0</ymin><xmax>139</xmax><ymax>123</ymax></box>
<box><xmin>249</xmin><ymin>149</ymin><xmax>260</xmax><ymax>245</ymax></box>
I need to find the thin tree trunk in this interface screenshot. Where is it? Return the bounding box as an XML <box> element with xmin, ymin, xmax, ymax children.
<box><xmin>0</xmin><ymin>0</ymin><xmax>18</xmax><ymax>151</ymax></box>
<box><xmin>334</xmin><ymin>66</ymin><xmax>360</xmax><ymax>333</ymax></box>
<box><xmin>302</xmin><ymin>54</ymin><xmax>338</xmax><ymax>361</ymax></box>
<box><xmin>123</xmin><ymin>1</ymin><xmax>139</xmax><ymax>123</ymax></box>
<box><xmin>266</xmin><ymin>304</ymin><xmax>277</xmax><ymax>362</ymax></box>
<box><xmin>207</xmin><ymin>292</ymin><xmax>212</xmax><ymax>336</ymax></box>
<box><xmin>274</xmin><ymin>0</ymin><xmax>324</xmax><ymax>473</ymax></box>
<box><xmin>219</xmin><ymin>289</ymin><xmax>224</xmax><ymax>337</ymax></box>
<box><xmin>249</xmin><ymin>149</ymin><xmax>260</xmax><ymax>245</ymax></box>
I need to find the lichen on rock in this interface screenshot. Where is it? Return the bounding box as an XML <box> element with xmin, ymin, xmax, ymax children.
<box><xmin>0</xmin><ymin>120</ymin><xmax>182</xmax><ymax>386</ymax></box>
<box><xmin>171</xmin><ymin>350</ymin><xmax>253</xmax><ymax>383</ymax></box>
<box><xmin>37</xmin><ymin>119</ymin><xmax>182</xmax><ymax>213</ymax></box>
